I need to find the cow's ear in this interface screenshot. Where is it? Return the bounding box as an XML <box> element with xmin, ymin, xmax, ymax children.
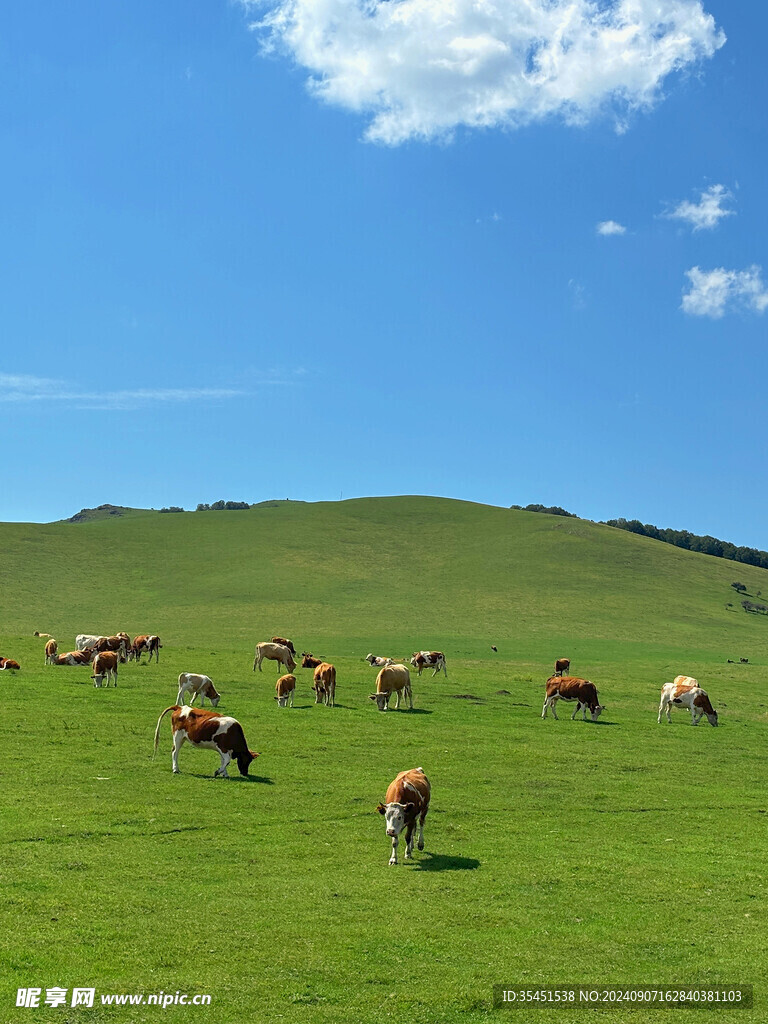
<box><xmin>376</xmin><ymin>803</ymin><xmax>386</xmax><ymax>815</ymax></box>
<box><xmin>368</xmin><ymin>694</ymin><xmax>377</xmax><ymax>700</ymax></box>
<box><xmin>403</xmin><ymin>802</ymin><xmax>416</xmax><ymax>815</ymax></box>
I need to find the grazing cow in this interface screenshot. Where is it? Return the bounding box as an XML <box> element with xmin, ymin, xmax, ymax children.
<box><xmin>376</xmin><ymin>767</ymin><xmax>431</xmax><ymax>865</ymax></box>
<box><xmin>0</xmin><ymin>658</ymin><xmax>21</xmax><ymax>670</ymax></box>
<box><xmin>133</xmin><ymin>635</ymin><xmax>162</xmax><ymax>663</ymax></box>
<box><xmin>410</xmin><ymin>651</ymin><xmax>447</xmax><ymax>677</ymax></box>
<box><xmin>274</xmin><ymin>674</ymin><xmax>296</xmax><ymax>708</ymax></box>
<box><xmin>554</xmin><ymin>657</ymin><xmax>571</xmax><ymax>676</ymax></box>
<box><xmin>77</xmin><ymin>634</ymin><xmax>103</xmax><ymax>652</ymax></box>
<box><xmin>91</xmin><ymin>651</ymin><xmax>119</xmax><ymax>687</ymax></box>
<box><xmin>658</xmin><ymin>677</ymin><xmax>718</xmax><ymax>727</ymax></box>
<box><xmin>740</xmin><ymin>657</ymin><xmax>749</xmax><ymax>664</ymax></box>
<box><xmin>301</xmin><ymin>653</ymin><xmax>336</xmax><ymax>707</ymax></box>
<box><xmin>491</xmin><ymin>645</ymin><xmax>498</xmax><ymax>652</ymax></box>
<box><xmin>542</xmin><ymin>675</ymin><xmax>604</xmax><ymax>721</ymax></box>
<box><xmin>253</xmin><ymin>642</ymin><xmax>296</xmax><ymax>674</ymax></box>
<box><xmin>51</xmin><ymin>649</ymin><xmax>95</xmax><ymax>666</ymax></box>
<box><xmin>176</xmin><ymin>673</ymin><xmax>221</xmax><ymax>708</ymax></box>
<box><xmin>369</xmin><ymin>664</ymin><xmax>413</xmax><ymax>711</ymax></box>
<box><xmin>45</xmin><ymin>639</ymin><xmax>58</xmax><ymax>664</ymax></box>
<box><xmin>365</xmin><ymin>654</ymin><xmax>394</xmax><ymax>668</ymax></box>
<box><xmin>153</xmin><ymin>705</ymin><xmax>259</xmax><ymax>777</ymax></box>
<box><xmin>271</xmin><ymin>636</ymin><xmax>296</xmax><ymax>656</ymax></box>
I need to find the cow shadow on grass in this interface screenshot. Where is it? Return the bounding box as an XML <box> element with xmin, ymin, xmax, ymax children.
<box><xmin>413</xmin><ymin>852</ymin><xmax>480</xmax><ymax>872</ymax></box>
<box><xmin>186</xmin><ymin>772</ymin><xmax>274</xmax><ymax>784</ymax></box>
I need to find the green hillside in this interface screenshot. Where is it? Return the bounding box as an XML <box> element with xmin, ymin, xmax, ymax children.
<box><xmin>2</xmin><ymin>497</ymin><xmax>767</xmax><ymax>1024</ymax></box>
<box><xmin>3</xmin><ymin>495</ymin><xmax>768</xmax><ymax>661</ymax></box>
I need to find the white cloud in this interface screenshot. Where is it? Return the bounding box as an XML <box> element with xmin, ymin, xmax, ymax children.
<box><xmin>245</xmin><ymin>0</ymin><xmax>725</xmax><ymax>144</ymax></box>
<box><xmin>0</xmin><ymin>374</ymin><xmax>248</xmax><ymax>410</ymax></box>
<box><xmin>681</xmin><ymin>266</ymin><xmax>768</xmax><ymax>318</ymax></box>
<box><xmin>666</xmin><ymin>183</ymin><xmax>735</xmax><ymax>231</ymax></box>
<box><xmin>597</xmin><ymin>220</ymin><xmax>627</xmax><ymax>236</ymax></box>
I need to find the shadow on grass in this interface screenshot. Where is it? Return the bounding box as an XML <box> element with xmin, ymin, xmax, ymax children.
<box><xmin>414</xmin><ymin>852</ymin><xmax>480</xmax><ymax>872</ymax></box>
<box><xmin>186</xmin><ymin>772</ymin><xmax>274</xmax><ymax>784</ymax></box>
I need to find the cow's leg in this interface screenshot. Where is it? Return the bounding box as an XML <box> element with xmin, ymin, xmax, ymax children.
<box><xmin>541</xmin><ymin>697</ymin><xmax>549</xmax><ymax>719</ymax></box>
<box><xmin>172</xmin><ymin>731</ymin><xmax>185</xmax><ymax>773</ymax></box>
<box><xmin>417</xmin><ymin>809</ymin><xmax>427</xmax><ymax>851</ymax></box>
<box><xmin>389</xmin><ymin>834</ymin><xmax>399</xmax><ymax>865</ymax></box>
<box><xmin>214</xmin><ymin>751</ymin><xmax>232</xmax><ymax>778</ymax></box>
<box><xmin>657</xmin><ymin>699</ymin><xmax>665</xmax><ymax>724</ymax></box>
<box><xmin>404</xmin><ymin>822</ymin><xmax>415</xmax><ymax>859</ymax></box>
<box><xmin>289</xmin><ymin>690</ymin><xmax>294</xmax><ymax>707</ymax></box>
<box><xmin>691</xmin><ymin>709</ymin><xmax>700</xmax><ymax>726</ymax></box>
<box><xmin>407</xmin><ymin>685</ymin><xmax>413</xmax><ymax>710</ymax></box>
<box><xmin>571</xmin><ymin>701</ymin><xmax>580</xmax><ymax>721</ymax></box>
<box><xmin>393</xmin><ymin>689</ymin><xmax>400</xmax><ymax>709</ymax></box>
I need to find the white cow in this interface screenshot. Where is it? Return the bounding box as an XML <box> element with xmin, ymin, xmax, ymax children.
<box><xmin>76</xmin><ymin>634</ymin><xmax>104</xmax><ymax>651</ymax></box>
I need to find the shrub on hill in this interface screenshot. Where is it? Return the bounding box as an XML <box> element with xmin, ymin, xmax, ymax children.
<box><xmin>196</xmin><ymin>501</ymin><xmax>250</xmax><ymax>511</ymax></box>
<box><xmin>159</xmin><ymin>506</ymin><xmax>185</xmax><ymax>513</ymax></box>
<box><xmin>510</xmin><ymin>504</ymin><xmax>576</xmax><ymax>518</ymax></box>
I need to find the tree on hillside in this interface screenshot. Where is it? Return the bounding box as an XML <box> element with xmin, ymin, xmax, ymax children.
<box><xmin>731</xmin><ymin>582</ymin><xmax>747</xmax><ymax>594</ymax></box>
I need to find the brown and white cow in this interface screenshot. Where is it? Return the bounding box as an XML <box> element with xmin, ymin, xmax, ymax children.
<box><xmin>377</xmin><ymin>767</ymin><xmax>431</xmax><ymax>865</ymax></box>
<box><xmin>94</xmin><ymin>635</ymin><xmax>128</xmax><ymax>661</ymax></box>
<box><xmin>554</xmin><ymin>657</ymin><xmax>571</xmax><ymax>676</ymax></box>
<box><xmin>274</xmin><ymin>673</ymin><xmax>296</xmax><ymax>708</ymax></box>
<box><xmin>91</xmin><ymin>651</ymin><xmax>119</xmax><ymax>687</ymax></box>
<box><xmin>365</xmin><ymin>654</ymin><xmax>395</xmax><ymax>668</ymax></box>
<box><xmin>51</xmin><ymin>649</ymin><xmax>95</xmax><ymax>666</ymax></box>
<box><xmin>658</xmin><ymin>677</ymin><xmax>718</xmax><ymax>727</ymax></box>
<box><xmin>369</xmin><ymin>664</ymin><xmax>413</xmax><ymax>711</ymax></box>
<box><xmin>542</xmin><ymin>675</ymin><xmax>604</xmax><ymax>721</ymax></box>
<box><xmin>271</xmin><ymin>636</ymin><xmax>296</xmax><ymax>656</ymax></box>
<box><xmin>177</xmin><ymin>673</ymin><xmax>221</xmax><ymax>708</ymax></box>
<box><xmin>133</xmin><ymin>635</ymin><xmax>162</xmax><ymax>663</ymax></box>
<box><xmin>0</xmin><ymin>658</ymin><xmax>21</xmax><ymax>671</ymax></box>
<box><xmin>410</xmin><ymin>651</ymin><xmax>447</xmax><ymax>677</ymax></box>
<box><xmin>253</xmin><ymin>642</ymin><xmax>296</xmax><ymax>674</ymax></box>
<box><xmin>301</xmin><ymin>653</ymin><xmax>336</xmax><ymax>707</ymax></box>
<box><xmin>45</xmin><ymin>639</ymin><xmax>58</xmax><ymax>664</ymax></box>
<box><xmin>153</xmin><ymin>705</ymin><xmax>259</xmax><ymax>777</ymax></box>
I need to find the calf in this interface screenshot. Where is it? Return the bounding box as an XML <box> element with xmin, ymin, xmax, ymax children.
<box><xmin>410</xmin><ymin>651</ymin><xmax>447</xmax><ymax>677</ymax></box>
<box><xmin>542</xmin><ymin>675</ymin><xmax>604</xmax><ymax>721</ymax></box>
<box><xmin>365</xmin><ymin>654</ymin><xmax>394</xmax><ymax>668</ymax></box>
<box><xmin>91</xmin><ymin>651</ymin><xmax>119</xmax><ymax>687</ymax></box>
<box><xmin>554</xmin><ymin>657</ymin><xmax>571</xmax><ymax>676</ymax></box>
<box><xmin>0</xmin><ymin>658</ymin><xmax>21</xmax><ymax>671</ymax></box>
<box><xmin>271</xmin><ymin>636</ymin><xmax>296</xmax><ymax>656</ymax></box>
<box><xmin>369</xmin><ymin>664</ymin><xmax>412</xmax><ymax>711</ymax></box>
<box><xmin>153</xmin><ymin>705</ymin><xmax>259</xmax><ymax>777</ymax></box>
<box><xmin>253</xmin><ymin>642</ymin><xmax>296</xmax><ymax>674</ymax></box>
<box><xmin>45</xmin><ymin>639</ymin><xmax>58</xmax><ymax>665</ymax></box>
<box><xmin>301</xmin><ymin>653</ymin><xmax>336</xmax><ymax>707</ymax></box>
<box><xmin>376</xmin><ymin>768</ymin><xmax>431</xmax><ymax>865</ymax></box>
<box><xmin>52</xmin><ymin>649</ymin><xmax>95</xmax><ymax>666</ymax></box>
<box><xmin>658</xmin><ymin>677</ymin><xmax>718</xmax><ymax>727</ymax></box>
<box><xmin>274</xmin><ymin>673</ymin><xmax>296</xmax><ymax>708</ymax></box>
<box><xmin>177</xmin><ymin>673</ymin><xmax>221</xmax><ymax>707</ymax></box>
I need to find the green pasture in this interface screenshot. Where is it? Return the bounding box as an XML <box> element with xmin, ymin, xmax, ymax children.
<box><xmin>1</xmin><ymin>497</ymin><xmax>767</xmax><ymax>1023</ymax></box>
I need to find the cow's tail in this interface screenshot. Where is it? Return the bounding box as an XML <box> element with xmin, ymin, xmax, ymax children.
<box><xmin>153</xmin><ymin>706</ymin><xmax>179</xmax><ymax>759</ymax></box>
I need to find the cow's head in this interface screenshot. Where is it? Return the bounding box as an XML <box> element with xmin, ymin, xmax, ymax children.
<box><xmin>369</xmin><ymin>692</ymin><xmax>390</xmax><ymax>711</ymax></box>
<box><xmin>208</xmin><ymin>688</ymin><xmax>221</xmax><ymax>708</ymax></box>
<box><xmin>377</xmin><ymin>801</ymin><xmax>416</xmax><ymax>837</ymax></box>
<box><xmin>365</xmin><ymin>654</ymin><xmax>376</xmax><ymax>665</ymax></box>
<box><xmin>275</xmin><ymin>694</ymin><xmax>290</xmax><ymax>707</ymax></box>
<box><xmin>312</xmin><ymin>683</ymin><xmax>326</xmax><ymax>704</ymax></box>
<box><xmin>236</xmin><ymin>750</ymin><xmax>259</xmax><ymax>776</ymax></box>
<box><xmin>589</xmin><ymin>703</ymin><xmax>605</xmax><ymax>721</ymax></box>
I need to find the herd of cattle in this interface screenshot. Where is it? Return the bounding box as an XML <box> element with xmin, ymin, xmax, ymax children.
<box><xmin>5</xmin><ymin>634</ymin><xmax>721</xmax><ymax>863</ymax></box>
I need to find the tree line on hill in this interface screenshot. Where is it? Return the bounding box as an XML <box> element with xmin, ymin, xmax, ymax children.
<box><xmin>602</xmin><ymin>518</ymin><xmax>768</xmax><ymax>570</ymax></box>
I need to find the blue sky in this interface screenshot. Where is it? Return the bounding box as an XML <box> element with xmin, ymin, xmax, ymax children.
<box><xmin>2</xmin><ymin>0</ymin><xmax>767</xmax><ymax>544</ymax></box>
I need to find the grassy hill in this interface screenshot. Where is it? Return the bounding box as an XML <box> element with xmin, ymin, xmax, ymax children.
<box><xmin>2</xmin><ymin>497</ymin><xmax>767</xmax><ymax>1023</ymax></box>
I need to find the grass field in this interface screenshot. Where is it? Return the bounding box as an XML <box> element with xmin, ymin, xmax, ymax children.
<box><xmin>2</xmin><ymin>497</ymin><xmax>767</xmax><ymax>1022</ymax></box>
